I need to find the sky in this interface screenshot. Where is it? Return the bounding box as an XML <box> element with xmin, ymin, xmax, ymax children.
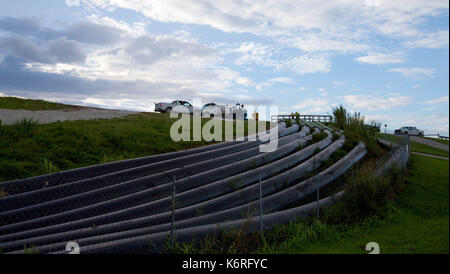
<box><xmin>0</xmin><ymin>0</ymin><xmax>448</xmax><ymax>135</ymax></box>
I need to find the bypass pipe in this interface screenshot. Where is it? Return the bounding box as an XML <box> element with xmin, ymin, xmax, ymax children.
<box><xmin>0</xmin><ymin>126</ymin><xmax>309</xmax><ymax>225</ymax></box>
<box><xmin>0</xmin><ymin>124</ymin><xmax>298</xmax><ymax>212</ymax></box>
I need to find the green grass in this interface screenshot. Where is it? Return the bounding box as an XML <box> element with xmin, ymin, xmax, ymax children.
<box><xmin>410</xmin><ymin>141</ymin><xmax>449</xmax><ymax>158</ymax></box>
<box><xmin>378</xmin><ymin>133</ymin><xmax>449</xmax><ymax>158</ymax></box>
<box><xmin>424</xmin><ymin>137</ymin><xmax>449</xmax><ymax>145</ymax></box>
<box><xmin>259</xmin><ymin>154</ymin><xmax>449</xmax><ymax>254</ymax></box>
<box><xmin>0</xmin><ymin>96</ymin><xmax>74</xmax><ymax>110</ymax></box>
<box><xmin>0</xmin><ymin>113</ymin><xmax>271</xmax><ymax>181</ymax></box>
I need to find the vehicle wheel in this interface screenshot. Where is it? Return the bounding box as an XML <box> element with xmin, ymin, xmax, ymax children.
<box><xmin>210</xmin><ymin>114</ymin><xmax>214</xmax><ymax>118</ymax></box>
<box><xmin>165</xmin><ymin>107</ymin><xmax>172</xmax><ymax>113</ymax></box>
<box><xmin>419</xmin><ymin>133</ymin><xmax>423</xmax><ymax>137</ymax></box>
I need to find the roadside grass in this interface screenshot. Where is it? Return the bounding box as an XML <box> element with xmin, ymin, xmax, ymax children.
<box><xmin>410</xmin><ymin>141</ymin><xmax>449</xmax><ymax>158</ymax></box>
<box><xmin>259</xmin><ymin>154</ymin><xmax>449</xmax><ymax>254</ymax></box>
<box><xmin>0</xmin><ymin>113</ymin><xmax>271</xmax><ymax>181</ymax></box>
<box><xmin>0</xmin><ymin>96</ymin><xmax>74</xmax><ymax>110</ymax></box>
<box><xmin>423</xmin><ymin>137</ymin><xmax>449</xmax><ymax>145</ymax></box>
<box><xmin>378</xmin><ymin>133</ymin><xmax>449</xmax><ymax>158</ymax></box>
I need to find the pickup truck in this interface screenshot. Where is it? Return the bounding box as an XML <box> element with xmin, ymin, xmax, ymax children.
<box><xmin>202</xmin><ymin>102</ymin><xmax>247</xmax><ymax>119</ymax></box>
<box><xmin>394</xmin><ymin>126</ymin><xmax>424</xmax><ymax>136</ymax></box>
<box><xmin>154</xmin><ymin>100</ymin><xmax>201</xmax><ymax>114</ymax></box>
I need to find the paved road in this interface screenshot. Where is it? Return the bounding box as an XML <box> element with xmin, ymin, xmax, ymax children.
<box><xmin>0</xmin><ymin>107</ymin><xmax>137</xmax><ymax>125</ymax></box>
<box><xmin>412</xmin><ymin>151</ymin><xmax>449</xmax><ymax>160</ymax></box>
<box><xmin>410</xmin><ymin>136</ymin><xmax>449</xmax><ymax>152</ymax></box>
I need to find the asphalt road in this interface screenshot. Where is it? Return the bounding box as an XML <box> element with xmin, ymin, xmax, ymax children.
<box><xmin>410</xmin><ymin>136</ymin><xmax>449</xmax><ymax>152</ymax></box>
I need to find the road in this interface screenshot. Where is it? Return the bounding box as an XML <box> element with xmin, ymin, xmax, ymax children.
<box><xmin>410</xmin><ymin>136</ymin><xmax>449</xmax><ymax>152</ymax></box>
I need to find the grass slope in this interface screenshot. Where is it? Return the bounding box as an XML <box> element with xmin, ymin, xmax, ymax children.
<box><xmin>260</xmin><ymin>154</ymin><xmax>449</xmax><ymax>254</ymax></box>
<box><xmin>424</xmin><ymin>137</ymin><xmax>449</xmax><ymax>145</ymax></box>
<box><xmin>410</xmin><ymin>142</ymin><xmax>449</xmax><ymax>158</ymax></box>
<box><xmin>378</xmin><ymin>133</ymin><xmax>448</xmax><ymax>158</ymax></box>
<box><xmin>0</xmin><ymin>113</ymin><xmax>271</xmax><ymax>181</ymax></box>
<box><xmin>0</xmin><ymin>96</ymin><xmax>74</xmax><ymax>110</ymax></box>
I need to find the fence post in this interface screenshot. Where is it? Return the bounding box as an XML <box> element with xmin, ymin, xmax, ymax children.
<box><xmin>314</xmin><ymin>159</ymin><xmax>320</xmax><ymax>219</ymax></box>
<box><xmin>259</xmin><ymin>174</ymin><xmax>263</xmax><ymax>244</ymax></box>
<box><xmin>171</xmin><ymin>175</ymin><xmax>176</xmax><ymax>250</ymax></box>
<box><xmin>316</xmin><ymin>176</ymin><xmax>320</xmax><ymax>219</ymax></box>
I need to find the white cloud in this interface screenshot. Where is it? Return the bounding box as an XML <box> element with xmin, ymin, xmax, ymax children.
<box><xmin>282</xmin><ymin>31</ymin><xmax>369</xmax><ymax>53</ymax></box>
<box><xmin>422</xmin><ymin>96</ymin><xmax>449</xmax><ymax>104</ymax></box>
<box><xmin>81</xmin><ymin>0</ymin><xmax>448</xmax><ymax>39</ymax></box>
<box><xmin>355</xmin><ymin>52</ymin><xmax>405</xmax><ymax>64</ymax></box>
<box><xmin>388</xmin><ymin>67</ymin><xmax>435</xmax><ymax>79</ymax></box>
<box><xmin>332</xmin><ymin>81</ymin><xmax>347</xmax><ymax>87</ymax></box>
<box><xmin>291</xmin><ymin>97</ymin><xmax>330</xmax><ymax>113</ymax></box>
<box><xmin>412</xmin><ymin>84</ymin><xmax>420</xmax><ymax>89</ymax></box>
<box><xmin>231</xmin><ymin>42</ymin><xmax>331</xmax><ymax>75</ymax></box>
<box><xmin>344</xmin><ymin>94</ymin><xmax>413</xmax><ymax>110</ymax></box>
<box><xmin>404</xmin><ymin>30</ymin><xmax>449</xmax><ymax>48</ymax></box>
<box><xmin>256</xmin><ymin>77</ymin><xmax>296</xmax><ymax>91</ymax></box>
<box><xmin>65</xmin><ymin>0</ymin><xmax>80</xmax><ymax>7</ymax></box>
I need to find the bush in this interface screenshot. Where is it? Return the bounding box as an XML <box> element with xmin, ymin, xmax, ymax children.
<box><xmin>15</xmin><ymin>118</ymin><xmax>38</xmax><ymax>136</ymax></box>
<box><xmin>41</xmin><ymin>158</ymin><xmax>58</xmax><ymax>174</ymax></box>
<box><xmin>284</xmin><ymin>119</ymin><xmax>292</xmax><ymax>127</ymax></box>
<box><xmin>323</xmin><ymin>167</ymin><xmax>406</xmax><ymax>224</ymax></box>
<box><xmin>311</xmin><ymin>131</ymin><xmax>328</xmax><ymax>144</ymax></box>
<box><xmin>332</xmin><ymin>107</ymin><xmax>381</xmax><ymax>156</ymax></box>
<box><xmin>332</xmin><ymin>105</ymin><xmax>347</xmax><ymax>130</ymax></box>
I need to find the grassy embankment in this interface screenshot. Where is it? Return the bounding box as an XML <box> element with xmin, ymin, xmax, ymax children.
<box><xmin>259</xmin><ymin>154</ymin><xmax>448</xmax><ymax>254</ymax></box>
<box><xmin>173</xmin><ymin>106</ymin><xmax>448</xmax><ymax>254</ymax></box>
<box><xmin>0</xmin><ymin>96</ymin><xmax>75</xmax><ymax>110</ymax></box>
<box><xmin>379</xmin><ymin>133</ymin><xmax>449</xmax><ymax>158</ymax></box>
<box><xmin>0</xmin><ymin>97</ymin><xmax>271</xmax><ymax>181</ymax></box>
<box><xmin>424</xmin><ymin>137</ymin><xmax>449</xmax><ymax>145</ymax></box>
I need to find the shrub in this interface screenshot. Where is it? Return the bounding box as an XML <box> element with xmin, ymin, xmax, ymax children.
<box><xmin>332</xmin><ymin>107</ymin><xmax>381</xmax><ymax>156</ymax></box>
<box><xmin>41</xmin><ymin>158</ymin><xmax>58</xmax><ymax>174</ymax></box>
<box><xmin>284</xmin><ymin>119</ymin><xmax>292</xmax><ymax>127</ymax></box>
<box><xmin>323</xmin><ymin>166</ymin><xmax>406</xmax><ymax>224</ymax></box>
<box><xmin>332</xmin><ymin>105</ymin><xmax>347</xmax><ymax>130</ymax></box>
<box><xmin>15</xmin><ymin>118</ymin><xmax>38</xmax><ymax>136</ymax></box>
<box><xmin>311</xmin><ymin>131</ymin><xmax>328</xmax><ymax>144</ymax></box>
<box><xmin>332</xmin><ymin>132</ymin><xmax>340</xmax><ymax>142</ymax></box>
<box><xmin>294</xmin><ymin>112</ymin><xmax>300</xmax><ymax>124</ymax></box>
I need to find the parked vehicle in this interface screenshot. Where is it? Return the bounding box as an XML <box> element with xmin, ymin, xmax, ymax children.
<box><xmin>202</xmin><ymin>102</ymin><xmax>247</xmax><ymax>120</ymax></box>
<box><xmin>154</xmin><ymin>100</ymin><xmax>201</xmax><ymax>114</ymax></box>
<box><xmin>394</xmin><ymin>126</ymin><xmax>424</xmax><ymax>136</ymax></box>
<box><xmin>202</xmin><ymin>103</ymin><xmax>224</xmax><ymax>118</ymax></box>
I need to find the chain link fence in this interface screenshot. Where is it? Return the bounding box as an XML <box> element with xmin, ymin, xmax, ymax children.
<box><xmin>0</xmin><ymin>131</ymin><xmax>410</xmax><ymax>254</ymax></box>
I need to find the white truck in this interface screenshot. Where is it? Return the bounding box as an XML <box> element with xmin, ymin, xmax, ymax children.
<box><xmin>154</xmin><ymin>100</ymin><xmax>201</xmax><ymax>114</ymax></box>
<box><xmin>202</xmin><ymin>102</ymin><xmax>247</xmax><ymax>120</ymax></box>
<box><xmin>394</xmin><ymin>126</ymin><xmax>424</xmax><ymax>136</ymax></box>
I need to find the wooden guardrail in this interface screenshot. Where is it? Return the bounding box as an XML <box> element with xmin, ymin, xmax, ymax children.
<box><xmin>272</xmin><ymin>114</ymin><xmax>333</xmax><ymax>123</ymax></box>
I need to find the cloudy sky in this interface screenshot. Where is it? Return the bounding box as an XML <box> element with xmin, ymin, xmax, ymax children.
<box><xmin>0</xmin><ymin>0</ymin><xmax>448</xmax><ymax>134</ymax></box>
